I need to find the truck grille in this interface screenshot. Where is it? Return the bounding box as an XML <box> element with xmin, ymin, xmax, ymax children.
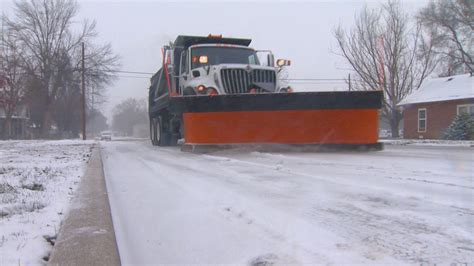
<box><xmin>220</xmin><ymin>69</ymin><xmax>276</xmax><ymax>94</ymax></box>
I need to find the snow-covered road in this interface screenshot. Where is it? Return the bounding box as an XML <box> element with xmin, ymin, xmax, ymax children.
<box><xmin>101</xmin><ymin>140</ymin><xmax>473</xmax><ymax>265</ymax></box>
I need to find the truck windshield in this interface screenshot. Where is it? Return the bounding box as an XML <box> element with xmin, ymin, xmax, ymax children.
<box><xmin>191</xmin><ymin>47</ymin><xmax>260</xmax><ymax>69</ymax></box>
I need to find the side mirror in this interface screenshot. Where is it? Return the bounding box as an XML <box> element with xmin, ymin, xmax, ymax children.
<box><xmin>276</xmin><ymin>59</ymin><xmax>291</xmax><ymax>67</ymax></box>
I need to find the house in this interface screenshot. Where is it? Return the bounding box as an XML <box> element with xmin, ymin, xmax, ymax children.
<box><xmin>0</xmin><ymin>104</ymin><xmax>30</xmax><ymax>139</ymax></box>
<box><xmin>398</xmin><ymin>74</ymin><xmax>473</xmax><ymax>139</ymax></box>
<box><xmin>0</xmin><ymin>74</ymin><xmax>30</xmax><ymax>139</ymax></box>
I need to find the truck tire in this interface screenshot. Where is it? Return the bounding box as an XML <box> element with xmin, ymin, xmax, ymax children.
<box><xmin>150</xmin><ymin>119</ymin><xmax>158</xmax><ymax>146</ymax></box>
<box><xmin>156</xmin><ymin>116</ymin><xmax>172</xmax><ymax>146</ymax></box>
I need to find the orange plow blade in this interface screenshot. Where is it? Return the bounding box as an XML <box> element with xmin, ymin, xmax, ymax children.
<box><xmin>169</xmin><ymin>91</ymin><xmax>383</xmax><ymax>152</ymax></box>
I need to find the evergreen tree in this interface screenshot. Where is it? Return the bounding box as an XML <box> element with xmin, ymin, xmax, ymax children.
<box><xmin>443</xmin><ymin>113</ymin><xmax>474</xmax><ymax>140</ymax></box>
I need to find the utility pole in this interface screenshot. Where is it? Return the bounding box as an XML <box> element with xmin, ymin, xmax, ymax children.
<box><xmin>1</xmin><ymin>12</ymin><xmax>5</xmax><ymax>71</ymax></box>
<box><xmin>348</xmin><ymin>73</ymin><xmax>352</xmax><ymax>91</ymax></box>
<box><xmin>81</xmin><ymin>42</ymin><xmax>86</xmax><ymax>140</ymax></box>
<box><xmin>376</xmin><ymin>36</ymin><xmax>385</xmax><ymax>90</ymax></box>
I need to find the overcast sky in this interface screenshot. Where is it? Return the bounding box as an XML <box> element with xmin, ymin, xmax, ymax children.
<box><xmin>1</xmin><ymin>0</ymin><xmax>429</xmax><ymax>121</ymax></box>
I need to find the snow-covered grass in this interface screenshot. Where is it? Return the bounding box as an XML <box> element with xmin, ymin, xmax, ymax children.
<box><xmin>381</xmin><ymin>138</ymin><xmax>474</xmax><ymax>147</ymax></box>
<box><xmin>0</xmin><ymin>140</ymin><xmax>93</xmax><ymax>265</ymax></box>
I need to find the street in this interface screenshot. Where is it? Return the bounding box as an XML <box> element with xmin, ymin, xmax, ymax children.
<box><xmin>101</xmin><ymin>140</ymin><xmax>473</xmax><ymax>264</ymax></box>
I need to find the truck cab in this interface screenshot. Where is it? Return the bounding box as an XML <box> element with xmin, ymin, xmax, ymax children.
<box><xmin>153</xmin><ymin>35</ymin><xmax>290</xmax><ymax>97</ymax></box>
<box><xmin>178</xmin><ymin>42</ymin><xmax>290</xmax><ymax>95</ymax></box>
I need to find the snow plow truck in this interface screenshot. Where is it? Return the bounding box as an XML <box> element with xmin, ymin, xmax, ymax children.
<box><xmin>148</xmin><ymin>34</ymin><xmax>383</xmax><ymax>152</ymax></box>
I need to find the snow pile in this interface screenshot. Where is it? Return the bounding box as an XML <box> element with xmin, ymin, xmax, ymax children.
<box><xmin>0</xmin><ymin>140</ymin><xmax>93</xmax><ymax>265</ymax></box>
<box><xmin>399</xmin><ymin>74</ymin><xmax>473</xmax><ymax>105</ymax></box>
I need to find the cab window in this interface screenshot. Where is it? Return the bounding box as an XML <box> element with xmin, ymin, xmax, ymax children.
<box><xmin>180</xmin><ymin>51</ymin><xmax>188</xmax><ymax>74</ymax></box>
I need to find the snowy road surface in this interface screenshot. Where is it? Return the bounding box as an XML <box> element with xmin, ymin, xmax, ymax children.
<box><xmin>101</xmin><ymin>140</ymin><xmax>473</xmax><ymax>265</ymax></box>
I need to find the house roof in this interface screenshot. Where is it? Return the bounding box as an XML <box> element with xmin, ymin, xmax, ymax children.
<box><xmin>398</xmin><ymin>74</ymin><xmax>474</xmax><ymax>106</ymax></box>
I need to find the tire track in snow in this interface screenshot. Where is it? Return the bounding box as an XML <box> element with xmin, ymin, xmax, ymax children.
<box><xmin>200</xmin><ymin>152</ymin><xmax>474</xmax><ymax>264</ymax></box>
<box><xmin>138</xmin><ymin>149</ymin><xmax>344</xmax><ymax>264</ymax></box>
<box><xmin>233</xmin><ymin>151</ymin><xmax>474</xmax><ymax>190</ymax></box>
<box><xmin>311</xmin><ymin>204</ymin><xmax>474</xmax><ymax>263</ymax></box>
<box><xmin>108</xmin><ymin>143</ymin><xmax>340</xmax><ymax>264</ymax></box>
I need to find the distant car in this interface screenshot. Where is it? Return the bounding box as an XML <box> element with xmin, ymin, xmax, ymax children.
<box><xmin>398</xmin><ymin>129</ymin><xmax>404</xmax><ymax>138</ymax></box>
<box><xmin>100</xmin><ymin>131</ymin><xmax>112</xmax><ymax>141</ymax></box>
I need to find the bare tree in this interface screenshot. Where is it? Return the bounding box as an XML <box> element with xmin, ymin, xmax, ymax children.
<box><xmin>0</xmin><ymin>23</ymin><xmax>27</xmax><ymax>139</ymax></box>
<box><xmin>418</xmin><ymin>0</ymin><xmax>473</xmax><ymax>76</ymax></box>
<box><xmin>112</xmin><ymin>98</ymin><xmax>148</xmax><ymax>136</ymax></box>
<box><xmin>5</xmin><ymin>0</ymin><xmax>119</xmax><ymax>138</ymax></box>
<box><xmin>87</xmin><ymin>109</ymin><xmax>108</xmax><ymax>136</ymax></box>
<box><xmin>334</xmin><ymin>1</ymin><xmax>436</xmax><ymax>137</ymax></box>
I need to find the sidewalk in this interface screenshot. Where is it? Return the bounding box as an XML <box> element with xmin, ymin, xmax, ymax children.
<box><xmin>48</xmin><ymin>146</ymin><xmax>121</xmax><ymax>265</ymax></box>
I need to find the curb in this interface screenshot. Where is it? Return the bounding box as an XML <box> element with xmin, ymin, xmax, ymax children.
<box><xmin>48</xmin><ymin>145</ymin><xmax>121</xmax><ymax>265</ymax></box>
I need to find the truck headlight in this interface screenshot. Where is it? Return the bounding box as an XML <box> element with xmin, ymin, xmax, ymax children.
<box><xmin>196</xmin><ymin>85</ymin><xmax>218</xmax><ymax>96</ymax></box>
<box><xmin>207</xmin><ymin>87</ymin><xmax>218</xmax><ymax>96</ymax></box>
<box><xmin>197</xmin><ymin>85</ymin><xmax>206</xmax><ymax>93</ymax></box>
<box><xmin>280</xmin><ymin>87</ymin><xmax>293</xmax><ymax>93</ymax></box>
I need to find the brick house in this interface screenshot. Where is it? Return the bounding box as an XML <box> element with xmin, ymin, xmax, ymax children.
<box><xmin>398</xmin><ymin>74</ymin><xmax>473</xmax><ymax>139</ymax></box>
<box><xmin>0</xmin><ymin>74</ymin><xmax>30</xmax><ymax>139</ymax></box>
<box><xmin>0</xmin><ymin>105</ymin><xmax>30</xmax><ymax>139</ymax></box>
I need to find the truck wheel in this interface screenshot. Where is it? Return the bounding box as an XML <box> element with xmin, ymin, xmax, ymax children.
<box><xmin>149</xmin><ymin>120</ymin><xmax>154</xmax><ymax>144</ymax></box>
<box><xmin>150</xmin><ymin>119</ymin><xmax>158</xmax><ymax>146</ymax></box>
<box><xmin>157</xmin><ymin>116</ymin><xmax>172</xmax><ymax>146</ymax></box>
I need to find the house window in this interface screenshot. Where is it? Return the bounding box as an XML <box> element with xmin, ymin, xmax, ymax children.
<box><xmin>457</xmin><ymin>104</ymin><xmax>474</xmax><ymax>115</ymax></box>
<box><xmin>418</xmin><ymin>108</ymin><xmax>427</xmax><ymax>132</ymax></box>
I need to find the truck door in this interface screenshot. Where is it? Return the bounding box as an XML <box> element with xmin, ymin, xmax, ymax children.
<box><xmin>256</xmin><ymin>50</ymin><xmax>275</xmax><ymax>67</ymax></box>
<box><xmin>179</xmin><ymin>50</ymin><xmax>189</xmax><ymax>94</ymax></box>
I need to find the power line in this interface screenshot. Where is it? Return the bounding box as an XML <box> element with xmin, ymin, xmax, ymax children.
<box><xmin>113</xmin><ymin>75</ymin><xmax>352</xmax><ymax>84</ymax></box>
<box><xmin>288</xmin><ymin>82</ymin><xmax>348</xmax><ymax>84</ymax></box>
<box><xmin>115</xmin><ymin>75</ymin><xmax>150</xmax><ymax>79</ymax></box>
<box><xmin>109</xmin><ymin>70</ymin><xmax>354</xmax><ymax>81</ymax></box>
<box><xmin>11</xmin><ymin>67</ymin><xmax>361</xmax><ymax>82</ymax></box>
<box><xmin>113</xmin><ymin>70</ymin><xmax>154</xmax><ymax>75</ymax></box>
<box><xmin>281</xmin><ymin>78</ymin><xmax>347</xmax><ymax>81</ymax></box>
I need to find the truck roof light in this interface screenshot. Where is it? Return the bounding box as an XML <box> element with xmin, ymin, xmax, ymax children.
<box><xmin>199</xmin><ymin>56</ymin><xmax>208</xmax><ymax>64</ymax></box>
<box><xmin>208</xmin><ymin>34</ymin><xmax>222</xmax><ymax>39</ymax></box>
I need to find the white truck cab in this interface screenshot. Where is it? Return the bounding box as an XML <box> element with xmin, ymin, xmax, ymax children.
<box><xmin>176</xmin><ymin>39</ymin><xmax>291</xmax><ymax>96</ymax></box>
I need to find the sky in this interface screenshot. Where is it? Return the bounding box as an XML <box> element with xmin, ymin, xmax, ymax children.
<box><xmin>1</xmin><ymin>0</ymin><xmax>429</xmax><ymax>121</ymax></box>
